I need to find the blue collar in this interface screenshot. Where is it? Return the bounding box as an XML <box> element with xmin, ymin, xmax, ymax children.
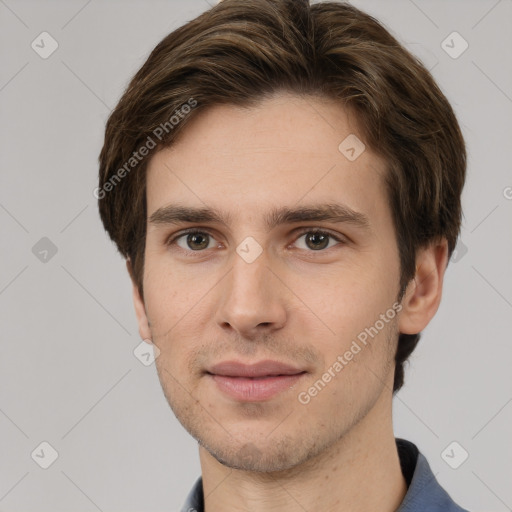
<box><xmin>181</xmin><ymin>438</ymin><xmax>469</xmax><ymax>512</ymax></box>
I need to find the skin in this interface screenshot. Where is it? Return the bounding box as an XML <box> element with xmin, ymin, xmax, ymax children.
<box><xmin>129</xmin><ymin>92</ymin><xmax>448</xmax><ymax>512</ymax></box>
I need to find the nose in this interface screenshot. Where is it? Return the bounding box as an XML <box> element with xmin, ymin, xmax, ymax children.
<box><xmin>215</xmin><ymin>245</ymin><xmax>287</xmax><ymax>339</ymax></box>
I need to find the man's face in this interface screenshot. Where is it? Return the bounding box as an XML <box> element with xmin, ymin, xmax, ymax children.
<box><xmin>138</xmin><ymin>93</ymin><xmax>403</xmax><ymax>472</ymax></box>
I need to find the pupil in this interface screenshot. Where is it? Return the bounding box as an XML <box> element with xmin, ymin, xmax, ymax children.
<box><xmin>188</xmin><ymin>233</ymin><xmax>208</xmax><ymax>250</ymax></box>
<box><xmin>185</xmin><ymin>233</ymin><xmax>329</xmax><ymax>251</ymax></box>
<box><xmin>307</xmin><ymin>233</ymin><xmax>328</xmax><ymax>250</ymax></box>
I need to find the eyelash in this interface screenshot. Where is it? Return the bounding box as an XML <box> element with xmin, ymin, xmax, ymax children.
<box><xmin>166</xmin><ymin>228</ymin><xmax>346</xmax><ymax>255</ymax></box>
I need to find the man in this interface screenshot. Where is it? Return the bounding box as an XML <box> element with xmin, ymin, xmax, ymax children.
<box><xmin>97</xmin><ymin>1</ymin><xmax>469</xmax><ymax>510</ymax></box>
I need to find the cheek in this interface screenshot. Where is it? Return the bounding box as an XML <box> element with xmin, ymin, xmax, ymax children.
<box><xmin>294</xmin><ymin>320</ymin><xmax>397</xmax><ymax>437</ymax></box>
<box><xmin>143</xmin><ymin>252</ymin><xmax>196</xmax><ymax>319</ymax></box>
<box><xmin>142</xmin><ymin>266</ymin><xmax>189</xmax><ymax>350</ymax></box>
<box><xmin>295</xmin><ymin>266</ymin><xmax>400</xmax><ymax>395</ymax></box>
<box><xmin>142</xmin><ymin>258</ymin><xmax>213</xmax><ymax>365</ymax></box>
<box><xmin>296</xmin><ymin>262</ymin><xmax>397</xmax><ymax>332</ymax></box>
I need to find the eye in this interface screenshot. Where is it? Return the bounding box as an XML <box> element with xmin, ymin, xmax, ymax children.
<box><xmin>293</xmin><ymin>229</ymin><xmax>344</xmax><ymax>251</ymax></box>
<box><xmin>167</xmin><ymin>228</ymin><xmax>345</xmax><ymax>254</ymax></box>
<box><xmin>171</xmin><ymin>230</ymin><xmax>219</xmax><ymax>251</ymax></box>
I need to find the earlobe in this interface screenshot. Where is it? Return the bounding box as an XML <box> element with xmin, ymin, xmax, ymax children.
<box><xmin>398</xmin><ymin>239</ymin><xmax>449</xmax><ymax>335</ymax></box>
<box><xmin>126</xmin><ymin>259</ymin><xmax>152</xmax><ymax>342</ymax></box>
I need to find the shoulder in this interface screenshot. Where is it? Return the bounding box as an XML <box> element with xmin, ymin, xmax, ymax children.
<box><xmin>396</xmin><ymin>438</ymin><xmax>470</xmax><ymax>512</ymax></box>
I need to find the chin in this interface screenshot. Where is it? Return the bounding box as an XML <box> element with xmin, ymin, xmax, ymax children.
<box><xmin>198</xmin><ymin>433</ymin><xmax>320</xmax><ymax>473</ymax></box>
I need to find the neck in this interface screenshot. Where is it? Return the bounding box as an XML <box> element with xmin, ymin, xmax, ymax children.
<box><xmin>199</xmin><ymin>393</ymin><xmax>407</xmax><ymax>512</ymax></box>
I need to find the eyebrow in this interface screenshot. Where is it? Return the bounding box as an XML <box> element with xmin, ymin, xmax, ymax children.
<box><xmin>149</xmin><ymin>203</ymin><xmax>371</xmax><ymax>231</ymax></box>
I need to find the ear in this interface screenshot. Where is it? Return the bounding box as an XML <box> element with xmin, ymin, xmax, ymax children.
<box><xmin>398</xmin><ymin>239</ymin><xmax>449</xmax><ymax>335</ymax></box>
<box><xmin>126</xmin><ymin>259</ymin><xmax>152</xmax><ymax>342</ymax></box>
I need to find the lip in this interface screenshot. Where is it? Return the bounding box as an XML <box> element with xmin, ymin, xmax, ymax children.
<box><xmin>206</xmin><ymin>360</ymin><xmax>307</xmax><ymax>402</ymax></box>
<box><xmin>208</xmin><ymin>359</ymin><xmax>305</xmax><ymax>377</ymax></box>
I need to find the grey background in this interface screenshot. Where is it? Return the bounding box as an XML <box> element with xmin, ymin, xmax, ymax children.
<box><xmin>0</xmin><ymin>0</ymin><xmax>511</xmax><ymax>510</ymax></box>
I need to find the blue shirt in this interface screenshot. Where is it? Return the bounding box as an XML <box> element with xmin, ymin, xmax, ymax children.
<box><xmin>181</xmin><ymin>438</ymin><xmax>469</xmax><ymax>511</ymax></box>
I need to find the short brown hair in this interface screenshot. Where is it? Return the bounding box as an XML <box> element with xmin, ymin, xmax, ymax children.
<box><xmin>98</xmin><ymin>0</ymin><xmax>466</xmax><ymax>393</ymax></box>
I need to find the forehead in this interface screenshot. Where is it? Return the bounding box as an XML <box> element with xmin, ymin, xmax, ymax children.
<box><xmin>145</xmin><ymin>93</ymin><xmax>389</xmax><ymax>226</ymax></box>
